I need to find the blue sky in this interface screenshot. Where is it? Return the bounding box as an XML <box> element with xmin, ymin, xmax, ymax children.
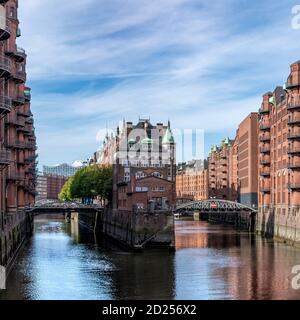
<box><xmin>17</xmin><ymin>0</ymin><xmax>300</xmax><ymax>168</ymax></box>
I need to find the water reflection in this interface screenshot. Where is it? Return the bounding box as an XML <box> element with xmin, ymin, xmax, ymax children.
<box><xmin>0</xmin><ymin>218</ymin><xmax>299</xmax><ymax>300</ymax></box>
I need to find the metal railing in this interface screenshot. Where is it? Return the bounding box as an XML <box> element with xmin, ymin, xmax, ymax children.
<box><xmin>5</xmin><ymin>115</ymin><xmax>25</xmax><ymax>127</ymax></box>
<box><xmin>259</xmin><ymin>108</ymin><xmax>270</xmax><ymax>115</ymax></box>
<box><xmin>260</xmin><ymin>160</ymin><xmax>270</xmax><ymax>165</ymax></box>
<box><xmin>287</xmin><ymin>101</ymin><xmax>300</xmax><ymax>110</ymax></box>
<box><xmin>260</xmin><ymin>188</ymin><xmax>271</xmax><ymax>193</ymax></box>
<box><xmin>288</xmin><ymin>163</ymin><xmax>300</xmax><ymax>169</ymax></box>
<box><xmin>0</xmin><ymin>15</ymin><xmax>10</xmax><ymax>41</ymax></box>
<box><xmin>260</xmin><ymin>147</ymin><xmax>270</xmax><ymax>153</ymax></box>
<box><xmin>288</xmin><ymin>116</ymin><xmax>300</xmax><ymax>125</ymax></box>
<box><xmin>259</xmin><ymin>123</ymin><xmax>271</xmax><ymax>130</ymax></box>
<box><xmin>287</xmin><ymin>184</ymin><xmax>300</xmax><ymax>190</ymax></box>
<box><xmin>288</xmin><ymin>132</ymin><xmax>300</xmax><ymax>139</ymax></box>
<box><xmin>260</xmin><ymin>170</ymin><xmax>270</xmax><ymax>176</ymax></box>
<box><xmin>260</xmin><ymin>135</ymin><xmax>270</xmax><ymax>142</ymax></box>
<box><xmin>14</xmin><ymin>68</ymin><xmax>26</xmax><ymax>83</ymax></box>
<box><xmin>0</xmin><ymin>53</ymin><xmax>12</xmax><ymax>74</ymax></box>
<box><xmin>286</xmin><ymin>81</ymin><xmax>300</xmax><ymax>89</ymax></box>
<box><xmin>288</xmin><ymin>147</ymin><xmax>300</xmax><ymax>154</ymax></box>
<box><xmin>0</xmin><ymin>149</ymin><xmax>11</xmax><ymax>164</ymax></box>
<box><xmin>0</xmin><ymin>95</ymin><xmax>12</xmax><ymax>113</ymax></box>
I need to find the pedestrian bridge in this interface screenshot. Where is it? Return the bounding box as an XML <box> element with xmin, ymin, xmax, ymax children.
<box><xmin>174</xmin><ymin>199</ymin><xmax>257</xmax><ymax>232</ymax></box>
<box><xmin>175</xmin><ymin>199</ymin><xmax>257</xmax><ymax>213</ymax></box>
<box><xmin>26</xmin><ymin>200</ymin><xmax>101</xmax><ymax>216</ymax></box>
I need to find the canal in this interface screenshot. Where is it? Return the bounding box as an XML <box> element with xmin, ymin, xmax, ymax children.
<box><xmin>0</xmin><ymin>218</ymin><xmax>300</xmax><ymax>300</ymax></box>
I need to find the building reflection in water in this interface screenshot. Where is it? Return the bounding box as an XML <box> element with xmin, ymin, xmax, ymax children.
<box><xmin>69</xmin><ymin>220</ymin><xmax>176</xmax><ymax>300</ymax></box>
<box><xmin>1</xmin><ymin>218</ymin><xmax>299</xmax><ymax>300</ymax></box>
<box><xmin>175</xmin><ymin>219</ymin><xmax>300</xmax><ymax>300</ymax></box>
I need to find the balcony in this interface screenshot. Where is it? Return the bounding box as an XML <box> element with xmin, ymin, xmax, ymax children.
<box><xmin>17</xmin><ymin>109</ymin><xmax>31</xmax><ymax>117</ymax></box>
<box><xmin>260</xmin><ymin>159</ymin><xmax>270</xmax><ymax>165</ymax></box>
<box><xmin>17</xmin><ymin>126</ymin><xmax>31</xmax><ymax>134</ymax></box>
<box><xmin>259</xmin><ymin>123</ymin><xmax>271</xmax><ymax>131</ymax></box>
<box><xmin>260</xmin><ymin>135</ymin><xmax>270</xmax><ymax>142</ymax></box>
<box><xmin>287</xmin><ymin>184</ymin><xmax>300</xmax><ymax>191</ymax></box>
<box><xmin>260</xmin><ymin>147</ymin><xmax>270</xmax><ymax>154</ymax></box>
<box><xmin>288</xmin><ymin>163</ymin><xmax>300</xmax><ymax>169</ymax></box>
<box><xmin>0</xmin><ymin>12</ymin><xmax>10</xmax><ymax>41</ymax></box>
<box><xmin>0</xmin><ymin>149</ymin><xmax>11</xmax><ymax>165</ymax></box>
<box><xmin>260</xmin><ymin>188</ymin><xmax>271</xmax><ymax>193</ymax></box>
<box><xmin>288</xmin><ymin>116</ymin><xmax>300</xmax><ymax>125</ymax></box>
<box><xmin>14</xmin><ymin>47</ymin><xmax>26</xmax><ymax>63</ymax></box>
<box><xmin>12</xmin><ymin>93</ymin><xmax>25</xmax><ymax>105</ymax></box>
<box><xmin>287</xmin><ymin>102</ymin><xmax>300</xmax><ymax>110</ymax></box>
<box><xmin>13</xmin><ymin>68</ymin><xmax>26</xmax><ymax>83</ymax></box>
<box><xmin>6</xmin><ymin>170</ymin><xmax>24</xmax><ymax>181</ymax></box>
<box><xmin>286</xmin><ymin>81</ymin><xmax>300</xmax><ymax>90</ymax></box>
<box><xmin>24</xmin><ymin>155</ymin><xmax>36</xmax><ymax>165</ymax></box>
<box><xmin>0</xmin><ymin>95</ymin><xmax>12</xmax><ymax>114</ymax></box>
<box><xmin>25</xmin><ymin>142</ymin><xmax>36</xmax><ymax>150</ymax></box>
<box><xmin>17</xmin><ymin>157</ymin><xmax>25</xmax><ymax>165</ymax></box>
<box><xmin>0</xmin><ymin>54</ymin><xmax>12</xmax><ymax>77</ymax></box>
<box><xmin>24</xmin><ymin>88</ymin><xmax>31</xmax><ymax>101</ymax></box>
<box><xmin>5</xmin><ymin>116</ymin><xmax>25</xmax><ymax>127</ymax></box>
<box><xmin>260</xmin><ymin>170</ymin><xmax>270</xmax><ymax>177</ymax></box>
<box><xmin>5</xmin><ymin>140</ymin><xmax>26</xmax><ymax>149</ymax></box>
<box><xmin>288</xmin><ymin>147</ymin><xmax>300</xmax><ymax>155</ymax></box>
<box><xmin>25</xmin><ymin>117</ymin><xmax>34</xmax><ymax>125</ymax></box>
<box><xmin>288</xmin><ymin>132</ymin><xmax>300</xmax><ymax>140</ymax></box>
<box><xmin>259</xmin><ymin>107</ymin><xmax>270</xmax><ymax>115</ymax></box>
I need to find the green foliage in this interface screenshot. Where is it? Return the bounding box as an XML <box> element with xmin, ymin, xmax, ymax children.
<box><xmin>59</xmin><ymin>165</ymin><xmax>113</xmax><ymax>204</ymax></box>
<box><xmin>58</xmin><ymin>176</ymin><xmax>74</xmax><ymax>201</ymax></box>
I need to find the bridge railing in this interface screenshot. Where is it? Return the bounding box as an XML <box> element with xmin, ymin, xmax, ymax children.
<box><xmin>175</xmin><ymin>199</ymin><xmax>257</xmax><ymax>213</ymax></box>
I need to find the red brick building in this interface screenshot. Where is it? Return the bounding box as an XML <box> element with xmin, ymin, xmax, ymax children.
<box><xmin>257</xmin><ymin>61</ymin><xmax>300</xmax><ymax>244</ymax></box>
<box><xmin>208</xmin><ymin>138</ymin><xmax>235</xmax><ymax>200</ymax></box>
<box><xmin>208</xmin><ymin>113</ymin><xmax>258</xmax><ymax>208</ymax></box>
<box><xmin>97</xmin><ymin>119</ymin><xmax>176</xmax><ymax>211</ymax></box>
<box><xmin>176</xmin><ymin>160</ymin><xmax>208</xmax><ymax>201</ymax></box>
<box><xmin>36</xmin><ymin>174</ymin><xmax>68</xmax><ymax>200</ymax></box>
<box><xmin>0</xmin><ymin>0</ymin><xmax>36</xmax><ymax>266</ymax></box>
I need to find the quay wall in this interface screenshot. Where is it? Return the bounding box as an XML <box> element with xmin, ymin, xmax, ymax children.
<box><xmin>208</xmin><ymin>210</ymin><xmax>256</xmax><ymax>232</ymax></box>
<box><xmin>257</xmin><ymin>207</ymin><xmax>300</xmax><ymax>246</ymax></box>
<box><xmin>77</xmin><ymin>209</ymin><xmax>175</xmax><ymax>250</ymax></box>
<box><xmin>0</xmin><ymin>211</ymin><xmax>33</xmax><ymax>270</ymax></box>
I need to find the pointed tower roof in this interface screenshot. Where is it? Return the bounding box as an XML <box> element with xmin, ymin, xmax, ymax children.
<box><xmin>162</xmin><ymin>127</ymin><xmax>174</xmax><ymax>144</ymax></box>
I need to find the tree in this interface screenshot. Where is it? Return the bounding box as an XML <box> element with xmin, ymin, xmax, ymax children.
<box><xmin>61</xmin><ymin>165</ymin><xmax>113</xmax><ymax>205</ymax></box>
<box><xmin>59</xmin><ymin>176</ymin><xmax>74</xmax><ymax>201</ymax></box>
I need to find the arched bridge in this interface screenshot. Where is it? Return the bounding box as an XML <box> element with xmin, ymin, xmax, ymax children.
<box><xmin>175</xmin><ymin>199</ymin><xmax>257</xmax><ymax>213</ymax></box>
<box><xmin>174</xmin><ymin>199</ymin><xmax>257</xmax><ymax>232</ymax></box>
<box><xmin>26</xmin><ymin>200</ymin><xmax>102</xmax><ymax>217</ymax></box>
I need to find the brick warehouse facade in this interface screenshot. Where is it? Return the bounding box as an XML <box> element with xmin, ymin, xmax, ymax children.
<box><xmin>208</xmin><ymin>138</ymin><xmax>237</xmax><ymax>201</ymax></box>
<box><xmin>0</xmin><ymin>1</ymin><xmax>36</xmax><ymax>267</ymax></box>
<box><xmin>96</xmin><ymin>119</ymin><xmax>176</xmax><ymax>211</ymax></box>
<box><xmin>176</xmin><ymin>160</ymin><xmax>208</xmax><ymax>202</ymax></box>
<box><xmin>207</xmin><ymin>113</ymin><xmax>258</xmax><ymax>208</ymax></box>
<box><xmin>257</xmin><ymin>61</ymin><xmax>300</xmax><ymax>244</ymax></box>
<box><xmin>36</xmin><ymin>174</ymin><xmax>68</xmax><ymax>201</ymax></box>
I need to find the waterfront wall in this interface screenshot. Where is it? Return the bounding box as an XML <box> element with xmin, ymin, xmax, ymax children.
<box><xmin>101</xmin><ymin>209</ymin><xmax>175</xmax><ymax>250</ymax></box>
<box><xmin>257</xmin><ymin>207</ymin><xmax>300</xmax><ymax>246</ymax></box>
<box><xmin>0</xmin><ymin>211</ymin><xmax>33</xmax><ymax>270</ymax></box>
<box><xmin>208</xmin><ymin>210</ymin><xmax>256</xmax><ymax>232</ymax></box>
<box><xmin>77</xmin><ymin>209</ymin><xmax>175</xmax><ymax>250</ymax></box>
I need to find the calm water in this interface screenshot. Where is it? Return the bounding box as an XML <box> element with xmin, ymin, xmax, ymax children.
<box><xmin>0</xmin><ymin>218</ymin><xmax>300</xmax><ymax>300</ymax></box>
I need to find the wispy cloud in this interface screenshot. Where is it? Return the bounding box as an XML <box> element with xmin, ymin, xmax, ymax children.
<box><xmin>17</xmin><ymin>0</ymin><xmax>300</xmax><ymax>166</ymax></box>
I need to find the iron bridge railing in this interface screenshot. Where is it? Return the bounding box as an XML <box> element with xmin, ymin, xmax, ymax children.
<box><xmin>175</xmin><ymin>199</ymin><xmax>257</xmax><ymax>213</ymax></box>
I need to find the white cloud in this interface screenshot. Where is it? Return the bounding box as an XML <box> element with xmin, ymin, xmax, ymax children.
<box><xmin>17</xmin><ymin>0</ymin><xmax>300</xmax><ymax>165</ymax></box>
